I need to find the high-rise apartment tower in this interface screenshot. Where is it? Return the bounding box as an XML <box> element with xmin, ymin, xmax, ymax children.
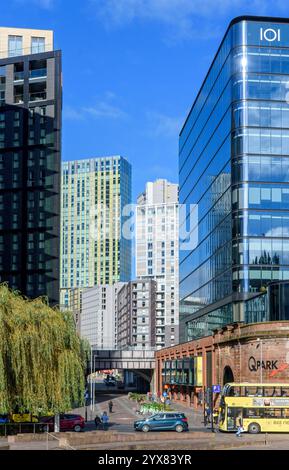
<box><xmin>61</xmin><ymin>156</ymin><xmax>132</xmax><ymax>308</ymax></box>
<box><xmin>136</xmin><ymin>179</ymin><xmax>179</xmax><ymax>348</ymax></box>
<box><xmin>0</xmin><ymin>27</ymin><xmax>61</xmax><ymax>304</ymax></box>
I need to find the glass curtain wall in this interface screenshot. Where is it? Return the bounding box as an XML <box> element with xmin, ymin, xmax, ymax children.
<box><xmin>180</xmin><ymin>18</ymin><xmax>289</xmax><ymax>341</ymax></box>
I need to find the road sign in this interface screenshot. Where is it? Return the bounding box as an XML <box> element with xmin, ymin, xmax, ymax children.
<box><xmin>212</xmin><ymin>385</ymin><xmax>221</xmax><ymax>393</ymax></box>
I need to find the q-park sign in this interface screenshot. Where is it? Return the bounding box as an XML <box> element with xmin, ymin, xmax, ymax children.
<box><xmin>248</xmin><ymin>356</ymin><xmax>278</xmax><ymax>372</ymax></box>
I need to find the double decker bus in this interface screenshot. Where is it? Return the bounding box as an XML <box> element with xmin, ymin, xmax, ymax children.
<box><xmin>219</xmin><ymin>383</ymin><xmax>289</xmax><ymax>434</ymax></box>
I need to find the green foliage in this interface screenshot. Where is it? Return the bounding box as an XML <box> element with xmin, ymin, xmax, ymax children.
<box><xmin>79</xmin><ymin>337</ymin><xmax>91</xmax><ymax>372</ymax></box>
<box><xmin>129</xmin><ymin>393</ymin><xmax>147</xmax><ymax>402</ymax></box>
<box><xmin>0</xmin><ymin>284</ymin><xmax>85</xmax><ymax>415</ymax></box>
<box><xmin>139</xmin><ymin>402</ymin><xmax>171</xmax><ymax>413</ymax></box>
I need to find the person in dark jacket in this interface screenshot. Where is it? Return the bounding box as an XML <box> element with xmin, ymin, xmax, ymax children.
<box><xmin>94</xmin><ymin>415</ymin><xmax>101</xmax><ymax>429</ymax></box>
<box><xmin>108</xmin><ymin>400</ymin><xmax>113</xmax><ymax>413</ymax></box>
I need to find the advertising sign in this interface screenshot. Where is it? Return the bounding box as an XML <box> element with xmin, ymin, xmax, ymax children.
<box><xmin>194</xmin><ymin>356</ymin><xmax>203</xmax><ymax>386</ymax></box>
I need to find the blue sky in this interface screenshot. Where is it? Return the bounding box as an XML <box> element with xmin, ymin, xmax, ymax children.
<box><xmin>2</xmin><ymin>0</ymin><xmax>289</xmax><ymax>200</ymax></box>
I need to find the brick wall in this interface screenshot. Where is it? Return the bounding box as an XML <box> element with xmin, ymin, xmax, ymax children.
<box><xmin>155</xmin><ymin>321</ymin><xmax>289</xmax><ymax>408</ymax></box>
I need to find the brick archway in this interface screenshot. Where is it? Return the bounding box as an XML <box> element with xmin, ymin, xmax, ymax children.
<box><xmin>223</xmin><ymin>365</ymin><xmax>234</xmax><ymax>385</ymax></box>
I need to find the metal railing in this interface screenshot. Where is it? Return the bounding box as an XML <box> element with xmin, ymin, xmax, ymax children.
<box><xmin>0</xmin><ymin>423</ymin><xmax>77</xmax><ymax>450</ymax></box>
<box><xmin>14</xmin><ymin>72</ymin><xmax>24</xmax><ymax>81</ymax></box>
<box><xmin>29</xmin><ymin>91</ymin><xmax>46</xmax><ymax>102</ymax></box>
<box><xmin>14</xmin><ymin>69</ymin><xmax>47</xmax><ymax>82</ymax></box>
<box><xmin>0</xmin><ymin>422</ymin><xmax>48</xmax><ymax>436</ymax></box>
<box><xmin>45</xmin><ymin>431</ymin><xmax>76</xmax><ymax>451</ymax></box>
<box><xmin>29</xmin><ymin>69</ymin><xmax>47</xmax><ymax>79</ymax></box>
<box><xmin>14</xmin><ymin>95</ymin><xmax>24</xmax><ymax>104</ymax></box>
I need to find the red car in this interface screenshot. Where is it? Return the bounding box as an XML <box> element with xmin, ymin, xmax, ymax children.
<box><xmin>41</xmin><ymin>414</ymin><xmax>85</xmax><ymax>432</ymax></box>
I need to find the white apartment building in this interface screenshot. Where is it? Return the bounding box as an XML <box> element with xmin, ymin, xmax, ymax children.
<box><xmin>117</xmin><ymin>279</ymin><xmax>157</xmax><ymax>350</ymax></box>
<box><xmin>136</xmin><ymin>179</ymin><xmax>179</xmax><ymax>349</ymax></box>
<box><xmin>80</xmin><ymin>283</ymin><xmax>124</xmax><ymax>349</ymax></box>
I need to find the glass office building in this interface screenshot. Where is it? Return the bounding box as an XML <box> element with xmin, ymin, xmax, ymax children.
<box><xmin>179</xmin><ymin>16</ymin><xmax>289</xmax><ymax>341</ymax></box>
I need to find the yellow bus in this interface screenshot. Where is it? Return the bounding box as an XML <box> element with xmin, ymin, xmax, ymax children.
<box><xmin>218</xmin><ymin>383</ymin><xmax>289</xmax><ymax>434</ymax></box>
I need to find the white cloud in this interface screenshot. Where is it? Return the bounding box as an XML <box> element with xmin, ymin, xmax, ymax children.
<box><xmin>90</xmin><ymin>0</ymin><xmax>289</xmax><ymax>41</ymax></box>
<box><xmin>146</xmin><ymin>111</ymin><xmax>183</xmax><ymax>138</ymax></box>
<box><xmin>63</xmin><ymin>106</ymin><xmax>85</xmax><ymax>121</ymax></box>
<box><xmin>83</xmin><ymin>102</ymin><xmax>127</xmax><ymax>119</ymax></box>
<box><xmin>63</xmin><ymin>94</ymin><xmax>128</xmax><ymax>121</ymax></box>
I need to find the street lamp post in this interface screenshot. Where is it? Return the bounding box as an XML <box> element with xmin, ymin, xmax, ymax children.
<box><xmin>257</xmin><ymin>338</ymin><xmax>263</xmax><ymax>383</ymax></box>
<box><xmin>261</xmin><ymin>340</ymin><xmax>263</xmax><ymax>383</ymax></box>
<box><xmin>92</xmin><ymin>355</ymin><xmax>97</xmax><ymax>414</ymax></box>
<box><xmin>90</xmin><ymin>346</ymin><xmax>93</xmax><ymax>420</ymax></box>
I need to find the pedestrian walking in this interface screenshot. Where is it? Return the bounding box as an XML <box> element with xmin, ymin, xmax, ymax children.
<box><xmin>94</xmin><ymin>415</ymin><xmax>101</xmax><ymax>429</ymax></box>
<box><xmin>101</xmin><ymin>411</ymin><xmax>109</xmax><ymax>430</ymax></box>
<box><xmin>213</xmin><ymin>408</ymin><xmax>219</xmax><ymax>425</ymax></box>
<box><xmin>108</xmin><ymin>400</ymin><xmax>113</xmax><ymax>413</ymax></box>
<box><xmin>236</xmin><ymin>414</ymin><xmax>244</xmax><ymax>437</ymax></box>
<box><xmin>204</xmin><ymin>405</ymin><xmax>211</xmax><ymax>426</ymax></box>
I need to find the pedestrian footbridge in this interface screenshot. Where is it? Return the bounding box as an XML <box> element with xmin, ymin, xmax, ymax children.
<box><xmin>90</xmin><ymin>348</ymin><xmax>155</xmax><ymax>371</ymax></box>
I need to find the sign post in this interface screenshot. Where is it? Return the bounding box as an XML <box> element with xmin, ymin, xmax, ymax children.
<box><xmin>204</xmin><ymin>386</ymin><xmax>213</xmax><ymax>430</ymax></box>
<box><xmin>84</xmin><ymin>389</ymin><xmax>89</xmax><ymax>423</ymax></box>
<box><xmin>209</xmin><ymin>387</ymin><xmax>214</xmax><ymax>433</ymax></box>
<box><xmin>212</xmin><ymin>385</ymin><xmax>221</xmax><ymax>394</ymax></box>
<box><xmin>211</xmin><ymin>385</ymin><xmax>221</xmax><ymax>433</ymax></box>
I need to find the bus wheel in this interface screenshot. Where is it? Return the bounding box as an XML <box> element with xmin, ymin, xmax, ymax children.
<box><xmin>248</xmin><ymin>423</ymin><xmax>261</xmax><ymax>434</ymax></box>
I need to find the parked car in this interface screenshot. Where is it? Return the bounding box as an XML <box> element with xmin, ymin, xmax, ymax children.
<box><xmin>105</xmin><ymin>381</ymin><xmax>116</xmax><ymax>387</ymax></box>
<box><xmin>40</xmin><ymin>414</ymin><xmax>85</xmax><ymax>432</ymax></box>
<box><xmin>134</xmin><ymin>412</ymin><xmax>189</xmax><ymax>433</ymax></box>
<box><xmin>104</xmin><ymin>376</ymin><xmax>116</xmax><ymax>386</ymax></box>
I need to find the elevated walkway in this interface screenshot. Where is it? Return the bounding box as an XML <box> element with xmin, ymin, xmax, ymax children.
<box><xmin>91</xmin><ymin>349</ymin><xmax>155</xmax><ymax>370</ymax></box>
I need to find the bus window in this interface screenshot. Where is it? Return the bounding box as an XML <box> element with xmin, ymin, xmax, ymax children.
<box><xmin>282</xmin><ymin>409</ymin><xmax>289</xmax><ymax>418</ymax></box>
<box><xmin>264</xmin><ymin>409</ymin><xmax>282</xmax><ymax>419</ymax></box>
<box><xmin>227</xmin><ymin>407</ymin><xmax>242</xmax><ymax>430</ymax></box>
<box><xmin>229</xmin><ymin>386</ymin><xmax>241</xmax><ymax>397</ymax></box>
<box><xmin>245</xmin><ymin>386</ymin><xmax>259</xmax><ymax>397</ymax></box>
<box><xmin>227</xmin><ymin>386</ymin><xmax>234</xmax><ymax>396</ymax></box>
<box><xmin>243</xmin><ymin>408</ymin><xmax>263</xmax><ymax>419</ymax></box>
<box><xmin>281</xmin><ymin>388</ymin><xmax>289</xmax><ymax>397</ymax></box>
<box><xmin>264</xmin><ymin>387</ymin><xmax>280</xmax><ymax>397</ymax></box>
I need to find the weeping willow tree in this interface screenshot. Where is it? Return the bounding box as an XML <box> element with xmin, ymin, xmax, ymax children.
<box><xmin>0</xmin><ymin>284</ymin><xmax>85</xmax><ymax>415</ymax></box>
<box><xmin>79</xmin><ymin>337</ymin><xmax>91</xmax><ymax>373</ymax></box>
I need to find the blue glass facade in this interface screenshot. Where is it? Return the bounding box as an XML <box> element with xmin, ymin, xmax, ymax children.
<box><xmin>179</xmin><ymin>17</ymin><xmax>289</xmax><ymax>341</ymax></box>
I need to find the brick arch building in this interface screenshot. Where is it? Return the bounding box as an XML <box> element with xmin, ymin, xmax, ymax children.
<box><xmin>155</xmin><ymin>322</ymin><xmax>289</xmax><ymax>409</ymax></box>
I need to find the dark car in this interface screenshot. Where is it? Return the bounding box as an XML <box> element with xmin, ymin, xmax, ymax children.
<box><xmin>40</xmin><ymin>414</ymin><xmax>85</xmax><ymax>432</ymax></box>
<box><xmin>134</xmin><ymin>412</ymin><xmax>189</xmax><ymax>433</ymax></box>
<box><xmin>104</xmin><ymin>377</ymin><xmax>116</xmax><ymax>386</ymax></box>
